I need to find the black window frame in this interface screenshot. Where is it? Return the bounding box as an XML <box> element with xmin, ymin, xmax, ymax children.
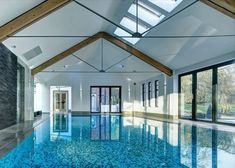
<box><xmin>155</xmin><ymin>80</ymin><xmax>159</xmax><ymax>107</ymax></box>
<box><xmin>178</xmin><ymin>59</ymin><xmax>235</xmax><ymax>126</ymax></box>
<box><xmin>148</xmin><ymin>82</ymin><xmax>152</xmax><ymax>107</ymax></box>
<box><xmin>142</xmin><ymin>84</ymin><xmax>146</xmax><ymax>107</ymax></box>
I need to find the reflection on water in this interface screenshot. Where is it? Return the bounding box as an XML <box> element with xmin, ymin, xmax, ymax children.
<box><xmin>91</xmin><ymin>115</ymin><xmax>121</xmax><ymax>141</ymax></box>
<box><xmin>0</xmin><ymin>115</ymin><xmax>235</xmax><ymax>167</ymax></box>
<box><xmin>50</xmin><ymin>113</ymin><xmax>72</xmax><ymax>141</ymax></box>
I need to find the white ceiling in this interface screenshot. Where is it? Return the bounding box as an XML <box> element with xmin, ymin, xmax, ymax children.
<box><xmin>2</xmin><ymin>0</ymin><xmax>235</xmax><ymax>75</ymax></box>
<box><xmin>0</xmin><ymin>0</ymin><xmax>44</xmax><ymax>26</ymax></box>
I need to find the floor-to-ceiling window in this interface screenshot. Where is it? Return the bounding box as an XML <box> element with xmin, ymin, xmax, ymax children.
<box><xmin>179</xmin><ymin>74</ymin><xmax>193</xmax><ymax>119</ymax></box>
<box><xmin>148</xmin><ymin>82</ymin><xmax>152</xmax><ymax>107</ymax></box>
<box><xmin>217</xmin><ymin>63</ymin><xmax>235</xmax><ymax>124</ymax></box>
<box><xmin>155</xmin><ymin>80</ymin><xmax>159</xmax><ymax>107</ymax></box>
<box><xmin>91</xmin><ymin>86</ymin><xmax>121</xmax><ymax>113</ymax></box>
<box><xmin>196</xmin><ymin>69</ymin><xmax>213</xmax><ymax>121</ymax></box>
<box><xmin>179</xmin><ymin>60</ymin><xmax>235</xmax><ymax>125</ymax></box>
<box><xmin>142</xmin><ymin>84</ymin><xmax>146</xmax><ymax>107</ymax></box>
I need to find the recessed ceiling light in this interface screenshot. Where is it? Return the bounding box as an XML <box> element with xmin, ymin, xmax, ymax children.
<box><xmin>127</xmin><ymin>77</ymin><xmax>132</xmax><ymax>81</ymax></box>
<box><xmin>64</xmin><ymin>65</ymin><xmax>69</xmax><ymax>68</ymax></box>
<box><xmin>117</xmin><ymin>64</ymin><xmax>125</xmax><ymax>68</ymax></box>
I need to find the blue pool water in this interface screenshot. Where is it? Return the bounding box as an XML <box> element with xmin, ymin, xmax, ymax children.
<box><xmin>0</xmin><ymin>114</ymin><xmax>235</xmax><ymax>168</ymax></box>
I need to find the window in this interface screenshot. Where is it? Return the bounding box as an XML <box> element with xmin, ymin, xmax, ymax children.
<box><xmin>217</xmin><ymin>63</ymin><xmax>235</xmax><ymax>124</ymax></box>
<box><xmin>148</xmin><ymin>0</ymin><xmax>183</xmax><ymax>13</ymax></box>
<box><xmin>142</xmin><ymin>84</ymin><xmax>146</xmax><ymax>106</ymax></box>
<box><xmin>114</xmin><ymin>28</ymin><xmax>140</xmax><ymax>45</ymax></box>
<box><xmin>180</xmin><ymin>74</ymin><xmax>193</xmax><ymax>119</ymax></box>
<box><xmin>128</xmin><ymin>2</ymin><xmax>165</xmax><ymax>26</ymax></box>
<box><xmin>179</xmin><ymin>60</ymin><xmax>235</xmax><ymax>125</ymax></box>
<box><xmin>120</xmin><ymin>17</ymin><xmax>148</xmax><ymax>34</ymax></box>
<box><xmin>155</xmin><ymin>80</ymin><xmax>159</xmax><ymax>107</ymax></box>
<box><xmin>196</xmin><ymin>69</ymin><xmax>212</xmax><ymax>121</ymax></box>
<box><xmin>148</xmin><ymin>82</ymin><xmax>152</xmax><ymax>106</ymax></box>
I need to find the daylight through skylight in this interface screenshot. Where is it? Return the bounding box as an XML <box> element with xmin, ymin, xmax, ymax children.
<box><xmin>128</xmin><ymin>2</ymin><xmax>165</xmax><ymax>26</ymax></box>
<box><xmin>114</xmin><ymin>0</ymin><xmax>184</xmax><ymax>45</ymax></box>
<box><xmin>114</xmin><ymin>28</ymin><xmax>140</xmax><ymax>45</ymax></box>
<box><xmin>148</xmin><ymin>0</ymin><xmax>183</xmax><ymax>13</ymax></box>
<box><xmin>120</xmin><ymin>17</ymin><xmax>148</xmax><ymax>34</ymax></box>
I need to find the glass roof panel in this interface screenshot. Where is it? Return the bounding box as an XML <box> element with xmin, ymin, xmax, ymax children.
<box><xmin>114</xmin><ymin>28</ymin><xmax>140</xmax><ymax>45</ymax></box>
<box><xmin>148</xmin><ymin>0</ymin><xmax>183</xmax><ymax>12</ymax></box>
<box><xmin>120</xmin><ymin>17</ymin><xmax>148</xmax><ymax>34</ymax></box>
<box><xmin>128</xmin><ymin>2</ymin><xmax>165</xmax><ymax>26</ymax></box>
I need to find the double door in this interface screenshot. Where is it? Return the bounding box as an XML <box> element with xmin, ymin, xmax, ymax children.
<box><xmin>91</xmin><ymin>86</ymin><xmax>121</xmax><ymax>113</ymax></box>
<box><xmin>53</xmin><ymin>91</ymin><xmax>68</xmax><ymax>113</ymax></box>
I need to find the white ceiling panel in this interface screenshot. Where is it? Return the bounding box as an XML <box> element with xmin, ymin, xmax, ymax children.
<box><xmin>0</xmin><ymin>0</ymin><xmax>44</xmax><ymax>26</ymax></box>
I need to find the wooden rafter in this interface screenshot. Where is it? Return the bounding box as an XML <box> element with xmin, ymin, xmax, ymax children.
<box><xmin>31</xmin><ymin>32</ymin><xmax>103</xmax><ymax>76</ymax></box>
<box><xmin>200</xmin><ymin>0</ymin><xmax>235</xmax><ymax>19</ymax></box>
<box><xmin>32</xmin><ymin>32</ymin><xmax>173</xmax><ymax>76</ymax></box>
<box><xmin>0</xmin><ymin>0</ymin><xmax>71</xmax><ymax>42</ymax></box>
<box><xmin>101</xmin><ymin>32</ymin><xmax>173</xmax><ymax>76</ymax></box>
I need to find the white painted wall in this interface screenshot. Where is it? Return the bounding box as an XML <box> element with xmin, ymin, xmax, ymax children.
<box><xmin>35</xmin><ymin>73</ymin><xmax>137</xmax><ymax>112</ymax></box>
<box><xmin>34</xmin><ymin>51</ymin><xmax>235</xmax><ymax>117</ymax></box>
<box><xmin>133</xmin><ymin>74</ymin><xmax>178</xmax><ymax>117</ymax></box>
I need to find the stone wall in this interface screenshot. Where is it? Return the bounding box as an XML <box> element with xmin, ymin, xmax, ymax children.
<box><xmin>0</xmin><ymin>44</ymin><xmax>17</xmax><ymax>130</ymax></box>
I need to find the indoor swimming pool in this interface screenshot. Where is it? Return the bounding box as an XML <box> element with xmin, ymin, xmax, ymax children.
<box><xmin>0</xmin><ymin>114</ymin><xmax>235</xmax><ymax>168</ymax></box>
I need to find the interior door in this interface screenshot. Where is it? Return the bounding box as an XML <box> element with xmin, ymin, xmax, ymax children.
<box><xmin>53</xmin><ymin>91</ymin><xmax>68</xmax><ymax>113</ymax></box>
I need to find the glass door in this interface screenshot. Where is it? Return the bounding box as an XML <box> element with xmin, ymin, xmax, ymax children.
<box><xmin>111</xmin><ymin>87</ymin><xmax>121</xmax><ymax>113</ymax></box>
<box><xmin>180</xmin><ymin>74</ymin><xmax>193</xmax><ymax>119</ymax></box>
<box><xmin>91</xmin><ymin>87</ymin><xmax>100</xmax><ymax>112</ymax></box>
<box><xmin>217</xmin><ymin>63</ymin><xmax>235</xmax><ymax>124</ymax></box>
<box><xmin>53</xmin><ymin>91</ymin><xmax>68</xmax><ymax>113</ymax></box>
<box><xmin>196</xmin><ymin>69</ymin><xmax>212</xmax><ymax>121</ymax></box>
<box><xmin>101</xmin><ymin>87</ymin><xmax>110</xmax><ymax>112</ymax></box>
<box><xmin>91</xmin><ymin>86</ymin><xmax>121</xmax><ymax>113</ymax></box>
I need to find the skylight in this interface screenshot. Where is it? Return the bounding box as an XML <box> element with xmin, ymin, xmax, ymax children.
<box><xmin>114</xmin><ymin>28</ymin><xmax>140</xmax><ymax>45</ymax></box>
<box><xmin>128</xmin><ymin>2</ymin><xmax>165</xmax><ymax>26</ymax></box>
<box><xmin>120</xmin><ymin>17</ymin><xmax>148</xmax><ymax>34</ymax></box>
<box><xmin>148</xmin><ymin>0</ymin><xmax>183</xmax><ymax>12</ymax></box>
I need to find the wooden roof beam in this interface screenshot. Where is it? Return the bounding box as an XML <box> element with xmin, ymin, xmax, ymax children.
<box><xmin>32</xmin><ymin>32</ymin><xmax>173</xmax><ymax>76</ymax></box>
<box><xmin>101</xmin><ymin>32</ymin><xmax>173</xmax><ymax>76</ymax></box>
<box><xmin>0</xmin><ymin>0</ymin><xmax>71</xmax><ymax>42</ymax></box>
<box><xmin>200</xmin><ymin>0</ymin><xmax>235</xmax><ymax>19</ymax></box>
<box><xmin>31</xmin><ymin>32</ymin><xmax>103</xmax><ymax>75</ymax></box>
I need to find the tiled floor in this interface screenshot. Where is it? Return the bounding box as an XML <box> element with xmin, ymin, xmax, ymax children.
<box><xmin>0</xmin><ymin>114</ymin><xmax>49</xmax><ymax>157</ymax></box>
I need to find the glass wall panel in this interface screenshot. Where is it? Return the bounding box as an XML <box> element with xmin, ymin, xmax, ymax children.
<box><xmin>196</xmin><ymin>69</ymin><xmax>213</xmax><ymax>121</ymax></box>
<box><xmin>91</xmin><ymin>87</ymin><xmax>100</xmax><ymax>112</ymax></box>
<box><xmin>101</xmin><ymin>88</ymin><xmax>110</xmax><ymax>112</ymax></box>
<box><xmin>111</xmin><ymin>87</ymin><xmax>120</xmax><ymax>113</ymax></box>
<box><xmin>217</xmin><ymin>63</ymin><xmax>235</xmax><ymax>124</ymax></box>
<box><xmin>180</xmin><ymin>75</ymin><xmax>193</xmax><ymax>119</ymax></box>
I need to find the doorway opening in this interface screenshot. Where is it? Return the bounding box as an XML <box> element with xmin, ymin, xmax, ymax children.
<box><xmin>50</xmin><ymin>86</ymin><xmax>72</xmax><ymax>114</ymax></box>
<box><xmin>90</xmin><ymin>86</ymin><xmax>121</xmax><ymax>113</ymax></box>
<box><xmin>53</xmin><ymin>91</ymin><xmax>68</xmax><ymax>113</ymax></box>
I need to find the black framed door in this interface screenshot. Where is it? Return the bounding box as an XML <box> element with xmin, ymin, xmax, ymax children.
<box><xmin>179</xmin><ymin>59</ymin><xmax>235</xmax><ymax>126</ymax></box>
<box><xmin>90</xmin><ymin>86</ymin><xmax>121</xmax><ymax>113</ymax></box>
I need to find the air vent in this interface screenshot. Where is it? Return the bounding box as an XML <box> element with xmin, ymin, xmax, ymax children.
<box><xmin>23</xmin><ymin>46</ymin><xmax>42</xmax><ymax>61</ymax></box>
